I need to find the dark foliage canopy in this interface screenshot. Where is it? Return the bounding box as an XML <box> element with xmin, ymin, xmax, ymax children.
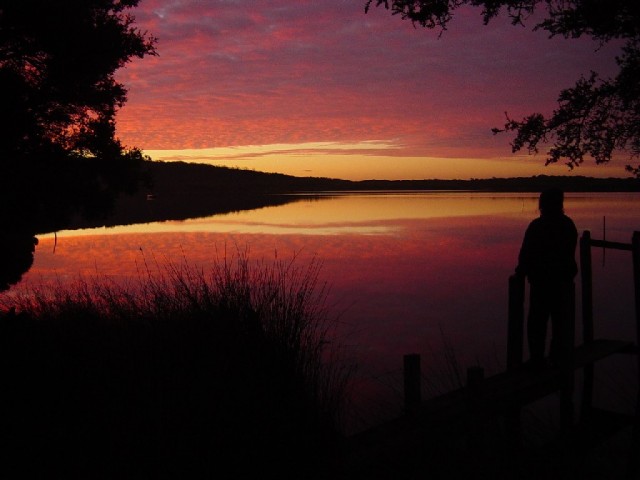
<box><xmin>0</xmin><ymin>0</ymin><xmax>156</xmax><ymax>161</ymax></box>
<box><xmin>0</xmin><ymin>0</ymin><xmax>157</xmax><ymax>237</ymax></box>
<box><xmin>366</xmin><ymin>0</ymin><xmax>640</xmax><ymax>177</ymax></box>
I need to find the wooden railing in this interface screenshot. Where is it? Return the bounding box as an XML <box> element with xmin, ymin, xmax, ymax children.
<box><xmin>346</xmin><ymin>231</ymin><xmax>640</xmax><ymax>478</ymax></box>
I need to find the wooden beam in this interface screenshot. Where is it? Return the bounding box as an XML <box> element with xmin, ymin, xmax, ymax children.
<box><xmin>580</xmin><ymin>231</ymin><xmax>595</xmax><ymax>420</ymax></box>
<box><xmin>630</xmin><ymin>231</ymin><xmax>640</xmax><ymax>478</ymax></box>
<box><xmin>589</xmin><ymin>239</ymin><xmax>633</xmax><ymax>251</ymax></box>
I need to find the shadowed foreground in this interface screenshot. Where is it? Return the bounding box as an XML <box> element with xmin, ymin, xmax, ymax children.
<box><xmin>0</xmin><ymin>256</ymin><xmax>350</xmax><ymax>479</ymax></box>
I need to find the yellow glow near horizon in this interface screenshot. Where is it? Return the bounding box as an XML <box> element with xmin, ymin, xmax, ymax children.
<box><xmin>38</xmin><ymin>192</ymin><xmax>542</xmax><ymax>239</ymax></box>
<box><xmin>142</xmin><ymin>142</ymin><xmax>628</xmax><ymax>181</ymax></box>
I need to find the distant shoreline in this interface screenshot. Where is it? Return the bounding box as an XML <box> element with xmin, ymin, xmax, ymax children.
<box><xmin>63</xmin><ymin>161</ymin><xmax>640</xmax><ymax>233</ymax></box>
<box><xmin>145</xmin><ymin>160</ymin><xmax>640</xmax><ymax>192</ymax></box>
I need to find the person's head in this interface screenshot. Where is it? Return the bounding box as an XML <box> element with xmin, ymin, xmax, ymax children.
<box><xmin>539</xmin><ymin>188</ymin><xmax>564</xmax><ymax>216</ymax></box>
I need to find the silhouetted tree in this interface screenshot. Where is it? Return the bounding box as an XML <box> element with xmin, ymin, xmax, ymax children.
<box><xmin>366</xmin><ymin>0</ymin><xmax>640</xmax><ymax>177</ymax></box>
<box><xmin>0</xmin><ymin>0</ymin><xmax>156</xmax><ymax>162</ymax></box>
<box><xmin>0</xmin><ymin>233</ymin><xmax>38</xmax><ymax>292</ymax></box>
<box><xmin>0</xmin><ymin>0</ymin><xmax>156</xmax><ymax>235</ymax></box>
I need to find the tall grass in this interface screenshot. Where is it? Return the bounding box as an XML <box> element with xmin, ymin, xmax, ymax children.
<box><xmin>0</xmin><ymin>249</ymin><xmax>353</xmax><ymax>479</ymax></box>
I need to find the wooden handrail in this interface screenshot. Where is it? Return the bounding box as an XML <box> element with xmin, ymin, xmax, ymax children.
<box><xmin>589</xmin><ymin>239</ymin><xmax>633</xmax><ymax>251</ymax></box>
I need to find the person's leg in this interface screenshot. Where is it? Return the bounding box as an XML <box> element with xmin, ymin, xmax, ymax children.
<box><xmin>549</xmin><ymin>282</ymin><xmax>573</xmax><ymax>368</ymax></box>
<box><xmin>527</xmin><ymin>283</ymin><xmax>550</xmax><ymax>365</ymax></box>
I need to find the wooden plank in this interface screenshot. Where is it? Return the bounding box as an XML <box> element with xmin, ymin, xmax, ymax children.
<box><xmin>350</xmin><ymin>340</ymin><xmax>635</xmax><ymax>445</ymax></box>
<box><xmin>576</xmin><ymin>407</ymin><xmax>636</xmax><ymax>449</ymax></box>
<box><xmin>345</xmin><ymin>339</ymin><xmax>637</xmax><ymax>477</ymax></box>
<box><xmin>573</xmin><ymin>339</ymin><xmax>636</xmax><ymax>367</ymax></box>
<box><xmin>488</xmin><ymin>340</ymin><xmax>635</xmax><ymax>409</ymax></box>
<box><xmin>589</xmin><ymin>239</ymin><xmax>633</xmax><ymax>251</ymax></box>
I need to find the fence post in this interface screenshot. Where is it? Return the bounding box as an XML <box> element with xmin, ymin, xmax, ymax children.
<box><xmin>560</xmin><ymin>281</ymin><xmax>576</xmax><ymax>432</ymax></box>
<box><xmin>580</xmin><ymin>230</ymin><xmax>594</xmax><ymax>421</ymax></box>
<box><xmin>580</xmin><ymin>231</ymin><xmax>594</xmax><ymax>343</ymax></box>
<box><xmin>632</xmin><ymin>231</ymin><xmax>640</xmax><ymax>373</ymax></box>
<box><xmin>466</xmin><ymin>366</ymin><xmax>485</xmax><ymax>458</ymax></box>
<box><xmin>629</xmin><ymin>231</ymin><xmax>640</xmax><ymax>478</ymax></box>
<box><xmin>506</xmin><ymin>274</ymin><xmax>524</xmax><ymax>458</ymax></box>
<box><xmin>403</xmin><ymin>353</ymin><xmax>421</xmax><ymax>414</ymax></box>
<box><xmin>507</xmin><ymin>274</ymin><xmax>525</xmax><ymax>371</ymax></box>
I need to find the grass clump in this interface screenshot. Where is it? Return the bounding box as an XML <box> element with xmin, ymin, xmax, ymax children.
<box><xmin>0</xmin><ymin>250</ymin><xmax>352</xmax><ymax>479</ymax></box>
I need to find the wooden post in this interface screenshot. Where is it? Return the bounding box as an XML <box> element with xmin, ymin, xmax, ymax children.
<box><xmin>580</xmin><ymin>230</ymin><xmax>595</xmax><ymax>420</ymax></box>
<box><xmin>580</xmin><ymin>230</ymin><xmax>595</xmax><ymax>343</ymax></box>
<box><xmin>466</xmin><ymin>366</ymin><xmax>485</xmax><ymax>455</ymax></box>
<box><xmin>506</xmin><ymin>274</ymin><xmax>524</xmax><ymax>456</ymax></box>
<box><xmin>629</xmin><ymin>231</ymin><xmax>640</xmax><ymax>478</ymax></box>
<box><xmin>403</xmin><ymin>353</ymin><xmax>421</xmax><ymax>414</ymax></box>
<box><xmin>633</xmin><ymin>231</ymin><xmax>640</xmax><ymax>371</ymax></box>
<box><xmin>560</xmin><ymin>281</ymin><xmax>576</xmax><ymax>432</ymax></box>
<box><xmin>507</xmin><ymin>274</ymin><xmax>525</xmax><ymax>370</ymax></box>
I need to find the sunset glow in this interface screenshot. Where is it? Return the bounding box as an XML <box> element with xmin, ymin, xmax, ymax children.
<box><xmin>115</xmin><ymin>0</ymin><xmax>627</xmax><ymax>180</ymax></box>
<box><xmin>20</xmin><ymin>193</ymin><xmax>640</xmax><ymax>427</ymax></box>
<box><xmin>144</xmin><ymin>143</ymin><xmax>625</xmax><ymax>180</ymax></box>
<box><xmin>5</xmin><ymin>0</ymin><xmax>639</xmax><ymax>470</ymax></box>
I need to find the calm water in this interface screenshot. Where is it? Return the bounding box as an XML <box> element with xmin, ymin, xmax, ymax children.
<box><xmin>7</xmin><ymin>192</ymin><xmax>640</xmax><ymax>431</ymax></box>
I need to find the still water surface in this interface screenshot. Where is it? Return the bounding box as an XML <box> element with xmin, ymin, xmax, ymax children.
<box><xmin>9</xmin><ymin>192</ymin><xmax>640</xmax><ymax>430</ymax></box>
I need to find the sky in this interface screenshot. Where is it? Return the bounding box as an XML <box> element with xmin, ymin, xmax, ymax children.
<box><xmin>114</xmin><ymin>0</ymin><xmax>627</xmax><ymax>180</ymax></box>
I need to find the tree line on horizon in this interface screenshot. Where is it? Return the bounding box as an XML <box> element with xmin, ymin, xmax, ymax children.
<box><xmin>63</xmin><ymin>160</ymin><xmax>640</xmax><ymax>234</ymax></box>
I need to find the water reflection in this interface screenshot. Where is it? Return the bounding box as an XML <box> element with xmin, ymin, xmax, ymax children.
<box><xmin>35</xmin><ymin>192</ymin><xmax>538</xmax><ymax>239</ymax></box>
<box><xmin>34</xmin><ymin>192</ymin><xmax>640</xmax><ymax>239</ymax></box>
<box><xmin>7</xmin><ymin>192</ymin><xmax>640</xmax><ymax>431</ymax></box>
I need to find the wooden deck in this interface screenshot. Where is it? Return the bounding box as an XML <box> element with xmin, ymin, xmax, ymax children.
<box><xmin>346</xmin><ymin>339</ymin><xmax>634</xmax><ymax>445</ymax></box>
<box><xmin>332</xmin><ymin>230</ymin><xmax>640</xmax><ymax>479</ymax></box>
<box><xmin>333</xmin><ymin>340</ymin><xmax>637</xmax><ymax>479</ymax></box>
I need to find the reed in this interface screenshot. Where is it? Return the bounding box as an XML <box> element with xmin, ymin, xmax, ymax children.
<box><xmin>0</xmin><ymin>249</ymin><xmax>353</xmax><ymax>479</ymax></box>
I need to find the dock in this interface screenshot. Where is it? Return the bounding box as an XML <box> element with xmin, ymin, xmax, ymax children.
<box><xmin>332</xmin><ymin>231</ymin><xmax>640</xmax><ymax>479</ymax></box>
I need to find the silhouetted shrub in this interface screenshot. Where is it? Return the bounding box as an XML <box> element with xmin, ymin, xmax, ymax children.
<box><xmin>0</xmin><ymin>251</ymin><xmax>352</xmax><ymax>479</ymax></box>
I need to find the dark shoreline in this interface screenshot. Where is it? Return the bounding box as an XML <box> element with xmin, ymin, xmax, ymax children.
<box><xmin>62</xmin><ymin>160</ymin><xmax>640</xmax><ymax>233</ymax></box>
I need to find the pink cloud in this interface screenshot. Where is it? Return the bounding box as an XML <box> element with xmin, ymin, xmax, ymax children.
<box><xmin>116</xmin><ymin>1</ymin><xmax>622</xmax><ymax>159</ymax></box>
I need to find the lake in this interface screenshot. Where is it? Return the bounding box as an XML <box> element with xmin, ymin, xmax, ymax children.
<box><xmin>5</xmin><ymin>191</ymin><xmax>640</xmax><ymax>432</ymax></box>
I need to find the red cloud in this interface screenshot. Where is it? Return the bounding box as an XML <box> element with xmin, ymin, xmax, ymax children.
<box><xmin>116</xmin><ymin>1</ymin><xmax>622</xmax><ymax>160</ymax></box>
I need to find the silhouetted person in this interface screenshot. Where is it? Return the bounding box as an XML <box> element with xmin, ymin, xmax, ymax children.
<box><xmin>516</xmin><ymin>188</ymin><xmax>578</xmax><ymax>369</ymax></box>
